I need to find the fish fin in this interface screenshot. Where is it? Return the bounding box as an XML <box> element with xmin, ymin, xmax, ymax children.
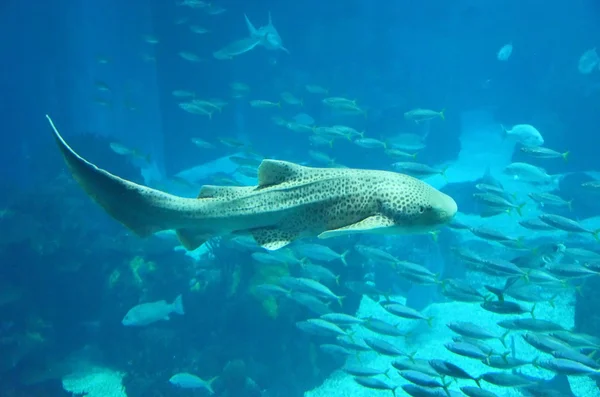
<box><xmin>171</xmin><ymin>294</ymin><xmax>185</xmax><ymax>315</ymax></box>
<box><xmin>244</xmin><ymin>14</ymin><xmax>258</xmax><ymax>36</ymax></box>
<box><xmin>250</xmin><ymin>228</ymin><xmax>297</xmax><ymax>250</ymax></box>
<box><xmin>318</xmin><ymin>215</ymin><xmax>395</xmax><ymax>239</ymax></box>
<box><xmin>257</xmin><ymin>160</ymin><xmax>304</xmax><ymax>187</ymax></box>
<box><xmin>204</xmin><ymin>375</ymin><xmax>219</xmax><ymax>395</ymax></box>
<box><xmin>268</xmin><ymin>11</ymin><xmax>273</xmax><ymax>26</ymax></box>
<box><xmin>500</xmin><ymin>124</ymin><xmax>508</xmax><ymax>140</ymax></box>
<box><xmin>340</xmin><ymin>250</ymin><xmax>349</xmax><ymax>266</ymax></box>
<box><xmin>176</xmin><ymin>229</ymin><xmax>210</xmax><ymax>251</ymax></box>
<box><xmin>429</xmin><ymin>230</ymin><xmax>440</xmax><ymax>242</ymax></box>
<box><xmin>47</xmin><ymin>115</ymin><xmax>183</xmax><ymax>237</ymax></box>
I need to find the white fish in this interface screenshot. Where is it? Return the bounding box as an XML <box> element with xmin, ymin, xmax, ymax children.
<box><xmin>404</xmin><ymin>108</ymin><xmax>444</xmax><ymax>123</ymax></box>
<box><xmin>301</xmin><ymin>263</ymin><xmax>340</xmax><ymax>285</ymax></box>
<box><xmin>169</xmin><ymin>372</ymin><xmax>215</xmax><ymax>393</ymax></box>
<box><xmin>497</xmin><ymin>43</ymin><xmax>513</xmax><ymax>61</ymax></box>
<box><xmin>281</xmin><ymin>277</ymin><xmax>344</xmax><ymax>306</ymax></box>
<box><xmin>308</xmin><ymin>150</ymin><xmax>334</xmax><ymax>165</ymax></box>
<box><xmin>286</xmin><ymin>122</ymin><xmax>313</xmax><ymax>134</ymax></box>
<box><xmin>143</xmin><ymin>34</ymin><xmax>159</xmax><ymax>44</ymax></box>
<box><xmin>309</xmin><ymin>135</ymin><xmax>333</xmax><ymax>147</ymax></box>
<box><xmin>179</xmin><ymin>0</ymin><xmax>209</xmax><ymax>8</ymax></box>
<box><xmin>281</xmin><ymin>92</ymin><xmax>302</xmax><ymax>105</ymax></box>
<box><xmin>502</xmin><ymin>124</ymin><xmax>544</xmax><ymax>147</ymax></box>
<box><xmin>501</xmin><ymin>124</ymin><xmax>544</xmax><ymax>146</ymax></box>
<box><xmin>296</xmin><ymin>318</ymin><xmax>347</xmax><ymax>337</ymax></box>
<box><xmin>293</xmin><ymin>113</ymin><xmax>315</xmax><ymax>125</ymax></box>
<box><xmin>191</xmin><ymin>138</ymin><xmax>215</xmax><ymax>149</ymax></box>
<box><xmin>520</xmin><ymin>146</ymin><xmax>569</xmax><ymax>161</ymax></box>
<box><xmin>290</xmin><ymin>292</ymin><xmax>332</xmax><ymax>315</ymax></box>
<box><xmin>305</xmin><ymin>85</ymin><xmax>328</xmax><ymax>94</ymax></box>
<box><xmin>122</xmin><ymin>295</ymin><xmax>184</xmax><ymax>326</ymax></box>
<box><xmin>189</xmin><ymin>25</ymin><xmax>209</xmax><ymax>34</ymax></box>
<box><xmin>172</xmin><ymin>90</ymin><xmax>195</xmax><ymax>98</ymax></box>
<box><xmin>251</xmin><ymin>252</ymin><xmax>287</xmax><ymax>266</ymax></box>
<box><xmin>178</xmin><ymin>51</ymin><xmax>203</xmax><ymax>62</ymax></box>
<box><xmin>109</xmin><ymin>142</ymin><xmax>134</xmax><ymax>156</ymax></box>
<box><xmin>389</xmin><ymin>133</ymin><xmax>426</xmax><ymax>151</ymax></box>
<box><xmin>391</xmin><ymin>162</ymin><xmax>446</xmax><ymax>179</ymax></box>
<box><xmin>504</xmin><ymin>162</ymin><xmax>552</xmax><ymax>184</ymax></box>
<box><xmin>207</xmin><ymin>5</ymin><xmax>226</xmax><ymax>15</ymax></box>
<box><xmin>294</xmin><ymin>243</ymin><xmax>349</xmax><ymax>265</ymax></box>
<box><xmin>354</xmin><ymin>138</ymin><xmax>386</xmax><ymax>149</ymax></box>
<box><xmin>269</xmin><ymin>247</ymin><xmax>304</xmax><ymax>266</ymax></box>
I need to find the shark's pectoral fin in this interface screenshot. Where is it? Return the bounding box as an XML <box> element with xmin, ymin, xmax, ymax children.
<box><xmin>176</xmin><ymin>229</ymin><xmax>211</xmax><ymax>251</ymax></box>
<box><xmin>250</xmin><ymin>228</ymin><xmax>297</xmax><ymax>250</ymax></box>
<box><xmin>318</xmin><ymin>215</ymin><xmax>396</xmax><ymax>239</ymax></box>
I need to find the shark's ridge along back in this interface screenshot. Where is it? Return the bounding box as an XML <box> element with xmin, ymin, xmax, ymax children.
<box><xmin>47</xmin><ymin>116</ymin><xmax>457</xmax><ymax>251</ymax></box>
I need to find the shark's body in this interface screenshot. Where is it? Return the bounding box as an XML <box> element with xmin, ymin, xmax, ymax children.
<box><xmin>47</xmin><ymin>116</ymin><xmax>457</xmax><ymax>251</ymax></box>
<box><xmin>244</xmin><ymin>12</ymin><xmax>289</xmax><ymax>53</ymax></box>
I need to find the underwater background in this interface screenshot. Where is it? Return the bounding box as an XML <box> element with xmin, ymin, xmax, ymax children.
<box><xmin>2</xmin><ymin>0</ymin><xmax>600</xmax><ymax>396</ymax></box>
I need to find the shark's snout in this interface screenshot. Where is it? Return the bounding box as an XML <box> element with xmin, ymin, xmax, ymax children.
<box><xmin>437</xmin><ymin>192</ymin><xmax>458</xmax><ymax>224</ymax></box>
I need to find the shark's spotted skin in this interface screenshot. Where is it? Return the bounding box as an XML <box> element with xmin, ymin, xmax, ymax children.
<box><xmin>47</xmin><ymin>115</ymin><xmax>457</xmax><ymax>251</ymax></box>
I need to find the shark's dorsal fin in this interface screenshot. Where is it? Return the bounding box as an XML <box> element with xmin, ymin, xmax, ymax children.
<box><xmin>268</xmin><ymin>11</ymin><xmax>273</xmax><ymax>26</ymax></box>
<box><xmin>244</xmin><ymin>14</ymin><xmax>258</xmax><ymax>36</ymax></box>
<box><xmin>257</xmin><ymin>160</ymin><xmax>303</xmax><ymax>187</ymax></box>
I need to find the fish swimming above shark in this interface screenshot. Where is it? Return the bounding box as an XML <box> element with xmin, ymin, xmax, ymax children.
<box><xmin>244</xmin><ymin>12</ymin><xmax>289</xmax><ymax>54</ymax></box>
<box><xmin>46</xmin><ymin>115</ymin><xmax>457</xmax><ymax>251</ymax></box>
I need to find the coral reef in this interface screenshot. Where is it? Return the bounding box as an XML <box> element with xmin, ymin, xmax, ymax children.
<box><xmin>248</xmin><ymin>262</ymin><xmax>290</xmax><ymax>319</ymax></box>
<box><xmin>62</xmin><ymin>367</ymin><xmax>127</xmax><ymax>397</ymax></box>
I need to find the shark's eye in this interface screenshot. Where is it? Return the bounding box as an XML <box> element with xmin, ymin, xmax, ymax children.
<box><xmin>419</xmin><ymin>206</ymin><xmax>425</xmax><ymax>214</ymax></box>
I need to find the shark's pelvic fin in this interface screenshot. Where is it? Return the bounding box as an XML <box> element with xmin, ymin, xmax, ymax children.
<box><xmin>250</xmin><ymin>228</ymin><xmax>297</xmax><ymax>251</ymax></box>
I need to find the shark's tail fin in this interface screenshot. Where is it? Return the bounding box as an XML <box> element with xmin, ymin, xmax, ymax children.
<box><xmin>47</xmin><ymin>115</ymin><xmax>200</xmax><ymax>239</ymax></box>
<box><xmin>171</xmin><ymin>294</ymin><xmax>185</xmax><ymax>315</ymax></box>
<box><xmin>244</xmin><ymin>13</ymin><xmax>258</xmax><ymax>37</ymax></box>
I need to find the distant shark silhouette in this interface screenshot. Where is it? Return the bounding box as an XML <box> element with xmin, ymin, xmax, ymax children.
<box><xmin>516</xmin><ymin>369</ymin><xmax>578</xmax><ymax>396</ymax></box>
<box><xmin>244</xmin><ymin>12</ymin><xmax>289</xmax><ymax>53</ymax></box>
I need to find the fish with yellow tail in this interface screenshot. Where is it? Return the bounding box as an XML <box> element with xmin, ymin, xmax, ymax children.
<box><xmin>46</xmin><ymin>115</ymin><xmax>457</xmax><ymax>251</ymax></box>
<box><xmin>404</xmin><ymin>108</ymin><xmax>445</xmax><ymax>123</ymax></box>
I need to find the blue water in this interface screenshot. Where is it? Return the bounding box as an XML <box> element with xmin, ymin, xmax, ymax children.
<box><xmin>2</xmin><ymin>1</ymin><xmax>600</xmax><ymax>396</ymax></box>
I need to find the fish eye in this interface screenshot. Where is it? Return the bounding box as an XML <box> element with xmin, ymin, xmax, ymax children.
<box><xmin>419</xmin><ymin>206</ymin><xmax>425</xmax><ymax>214</ymax></box>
